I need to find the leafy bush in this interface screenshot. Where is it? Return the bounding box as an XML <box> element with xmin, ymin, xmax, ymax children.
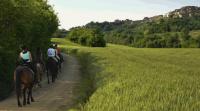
<box><xmin>0</xmin><ymin>50</ymin><xmax>16</xmax><ymax>100</ymax></box>
<box><xmin>68</xmin><ymin>28</ymin><xmax>106</xmax><ymax>47</ymax></box>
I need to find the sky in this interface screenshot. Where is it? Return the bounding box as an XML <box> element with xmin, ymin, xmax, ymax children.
<box><xmin>48</xmin><ymin>0</ymin><xmax>200</xmax><ymax>30</ymax></box>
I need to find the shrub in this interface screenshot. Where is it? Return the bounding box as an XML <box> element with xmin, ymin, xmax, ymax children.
<box><xmin>68</xmin><ymin>28</ymin><xmax>106</xmax><ymax>47</ymax></box>
<box><xmin>0</xmin><ymin>51</ymin><xmax>16</xmax><ymax>100</ymax></box>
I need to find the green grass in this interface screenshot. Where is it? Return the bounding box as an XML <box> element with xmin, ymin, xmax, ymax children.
<box><xmin>53</xmin><ymin>38</ymin><xmax>200</xmax><ymax>111</ymax></box>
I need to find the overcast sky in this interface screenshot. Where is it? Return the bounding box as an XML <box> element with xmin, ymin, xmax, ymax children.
<box><xmin>48</xmin><ymin>0</ymin><xmax>199</xmax><ymax>30</ymax></box>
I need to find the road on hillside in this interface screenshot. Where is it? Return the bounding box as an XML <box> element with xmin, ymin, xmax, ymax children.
<box><xmin>0</xmin><ymin>55</ymin><xmax>81</xmax><ymax>111</ymax></box>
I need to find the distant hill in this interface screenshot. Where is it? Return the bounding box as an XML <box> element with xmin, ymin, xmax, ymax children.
<box><xmin>144</xmin><ymin>6</ymin><xmax>200</xmax><ymax>21</ymax></box>
<box><xmin>68</xmin><ymin>6</ymin><xmax>200</xmax><ymax>48</ymax></box>
<box><xmin>167</xmin><ymin>6</ymin><xmax>200</xmax><ymax>18</ymax></box>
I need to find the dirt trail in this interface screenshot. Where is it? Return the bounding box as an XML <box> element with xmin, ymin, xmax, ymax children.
<box><xmin>0</xmin><ymin>55</ymin><xmax>81</xmax><ymax>111</ymax></box>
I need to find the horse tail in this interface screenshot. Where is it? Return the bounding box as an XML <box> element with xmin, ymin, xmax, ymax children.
<box><xmin>15</xmin><ymin>69</ymin><xmax>21</xmax><ymax>97</ymax></box>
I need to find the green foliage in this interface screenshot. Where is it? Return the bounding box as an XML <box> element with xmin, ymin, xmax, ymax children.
<box><xmin>52</xmin><ymin>29</ymin><xmax>68</xmax><ymax>38</ymax></box>
<box><xmin>0</xmin><ymin>51</ymin><xmax>16</xmax><ymax>100</ymax></box>
<box><xmin>68</xmin><ymin>27</ymin><xmax>106</xmax><ymax>47</ymax></box>
<box><xmin>0</xmin><ymin>0</ymin><xmax>58</xmax><ymax>100</ymax></box>
<box><xmin>80</xmin><ymin>16</ymin><xmax>200</xmax><ymax>48</ymax></box>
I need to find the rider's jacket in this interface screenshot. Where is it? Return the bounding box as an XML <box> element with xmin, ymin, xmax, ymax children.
<box><xmin>47</xmin><ymin>48</ymin><xmax>56</xmax><ymax>57</ymax></box>
<box><xmin>20</xmin><ymin>51</ymin><xmax>31</xmax><ymax>62</ymax></box>
<box><xmin>47</xmin><ymin>48</ymin><xmax>58</xmax><ymax>63</ymax></box>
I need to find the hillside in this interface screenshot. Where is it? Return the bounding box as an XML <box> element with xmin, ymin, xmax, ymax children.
<box><xmin>53</xmin><ymin>38</ymin><xmax>200</xmax><ymax>111</ymax></box>
<box><xmin>67</xmin><ymin>6</ymin><xmax>200</xmax><ymax>48</ymax></box>
<box><xmin>167</xmin><ymin>6</ymin><xmax>200</xmax><ymax>18</ymax></box>
<box><xmin>145</xmin><ymin>6</ymin><xmax>200</xmax><ymax>21</ymax></box>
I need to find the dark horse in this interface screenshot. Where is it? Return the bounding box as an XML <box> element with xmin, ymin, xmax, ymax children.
<box><xmin>58</xmin><ymin>53</ymin><xmax>64</xmax><ymax>72</ymax></box>
<box><xmin>46</xmin><ymin>57</ymin><xmax>58</xmax><ymax>84</ymax></box>
<box><xmin>14</xmin><ymin>66</ymin><xmax>35</xmax><ymax>107</ymax></box>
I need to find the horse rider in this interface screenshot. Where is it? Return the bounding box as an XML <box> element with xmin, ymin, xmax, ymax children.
<box><xmin>53</xmin><ymin>44</ymin><xmax>60</xmax><ymax>62</ymax></box>
<box><xmin>54</xmin><ymin>44</ymin><xmax>64</xmax><ymax>62</ymax></box>
<box><xmin>19</xmin><ymin>45</ymin><xmax>34</xmax><ymax>72</ymax></box>
<box><xmin>47</xmin><ymin>44</ymin><xmax>59</xmax><ymax>63</ymax></box>
<box><xmin>54</xmin><ymin>44</ymin><xmax>61</xmax><ymax>55</ymax></box>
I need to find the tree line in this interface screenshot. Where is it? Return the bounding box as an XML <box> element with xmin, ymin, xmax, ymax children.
<box><xmin>67</xmin><ymin>15</ymin><xmax>200</xmax><ymax>48</ymax></box>
<box><xmin>0</xmin><ymin>0</ymin><xmax>58</xmax><ymax>100</ymax></box>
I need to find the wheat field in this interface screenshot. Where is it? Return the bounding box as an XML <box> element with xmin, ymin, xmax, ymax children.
<box><xmin>53</xmin><ymin>38</ymin><xmax>200</xmax><ymax>111</ymax></box>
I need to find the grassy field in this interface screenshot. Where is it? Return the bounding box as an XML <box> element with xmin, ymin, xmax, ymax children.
<box><xmin>52</xmin><ymin>38</ymin><xmax>200</xmax><ymax>111</ymax></box>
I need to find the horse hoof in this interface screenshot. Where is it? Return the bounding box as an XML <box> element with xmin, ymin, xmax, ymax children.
<box><xmin>18</xmin><ymin>104</ymin><xmax>22</xmax><ymax>107</ymax></box>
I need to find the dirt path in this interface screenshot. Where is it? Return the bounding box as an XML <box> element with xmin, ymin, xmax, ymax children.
<box><xmin>0</xmin><ymin>55</ymin><xmax>81</xmax><ymax>111</ymax></box>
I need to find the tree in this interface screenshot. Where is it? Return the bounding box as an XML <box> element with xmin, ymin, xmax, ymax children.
<box><xmin>68</xmin><ymin>27</ymin><xmax>106</xmax><ymax>47</ymax></box>
<box><xmin>0</xmin><ymin>0</ymin><xmax>58</xmax><ymax>99</ymax></box>
<box><xmin>181</xmin><ymin>28</ymin><xmax>190</xmax><ymax>40</ymax></box>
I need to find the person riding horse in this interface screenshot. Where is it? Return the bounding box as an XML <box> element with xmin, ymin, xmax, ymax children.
<box><xmin>14</xmin><ymin>45</ymin><xmax>35</xmax><ymax>107</ymax></box>
<box><xmin>53</xmin><ymin>44</ymin><xmax>60</xmax><ymax>63</ymax></box>
<box><xmin>54</xmin><ymin>44</ymin><xmax>64</xmax><ymax>72</ymax></box>
<box><xmin>54</xmin><ymin>44</ymin><xmax>63</xmax><ymax>62</ymax></box>
<box><xmin>19</xmin><ymin>45</ymin><xmax>34</xmax><ymax>72</ymax></box>
<box><xmin>46</xmin><ymin>44</ymin><xmax>59</xmax><ymax>83</ymax></box>
<box><xmin>48</xmin><ymin>44</ymin><xmax>59</xmax><ymax>63</ymax></box>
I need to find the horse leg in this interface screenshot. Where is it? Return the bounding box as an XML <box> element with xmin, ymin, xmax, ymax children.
<box><xmin>37</xmin><ymin>72</ymin><xmax>39</xmax><ymax>84</ymax></box>
<box><xmin>47</xmin><ymin>70</ymin><xmax>50</xmax><ymax>84</ymax></box>
<box><xmin>56</xmin><ymin>65</ymin><xmax>58</xmax><ymax>79</ymax></box>
<box><xmin>55</xmin><ymin>66</ymin><xmax>58</xmax><ymax>78</ymax></box>
<box><xmin>40</xmin><ymin>71</ymin><xmax>42</xmax><ymax>81</ymax></box>
<box><xmin>58</xmin><ymin>59</ymin><xmax>61</xmax><ymax>73</ymax></box>
<box><xmin>39</xmin><ymin>72</ymin><xmax>42</xmax><ymax>87</ymax></box>
<box><xmin>23</xmin><ymin>88</ymin><xmax>27</xmax><ymax>106</ymax></box>
<box><xmin>27</xmin><ymin>88</ymin><xmax>31</xmax><ymax>104</ymax></box>
<box><xmin>17</xmin><ymin>93</ymin><xmax>22</xmax><ymax>107</ymax></box>
<box><xmin>30</xmin><ymin>86</ymin><xmax>35</xmax><ymax>102</ymax></box>
<box><xmin>59</xmin><ymin>62</ymin><xmax>62</xmax><ymax>73</ymax></box>
<box><xmin>52</xmin><ymin>72</ymin><xmax>55</xmax><ymax>83</ymax></box>
<box><xmin>27</xmin><ymin>86</ymin><xmax>34</xmax><ymax>104</ymax></box>
<box><xmin>36</xmin><ymin>71</ymin><xmax>41</xmax><ymax>87</ymax></box>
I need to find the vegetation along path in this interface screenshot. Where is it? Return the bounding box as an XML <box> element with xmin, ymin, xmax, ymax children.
<box><xmin>0</xmin><ymin>54</ymin><xmax>81</xmax><ymax>111</ymax></box>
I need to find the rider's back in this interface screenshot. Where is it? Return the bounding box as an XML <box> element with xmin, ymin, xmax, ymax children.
<box><xmin>47</xmin><ymin>48</ymin><xmax>56</xmax><ymax>57</ymax></box>
<box><xmin>20</xmin><ymin>51</ymin><xmax>31</xmax><ymax>62</ymax></box>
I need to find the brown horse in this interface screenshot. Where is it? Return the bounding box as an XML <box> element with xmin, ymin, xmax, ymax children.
<box><xmin>14</xmin><ymin>66</ymin><xmax>34</xmax><ymax>107</ymax></box>
<box><xmin>35</xmin><ymin>62</ymin><xmax>44</xmax><ymax>87</ymax></box>
<box><xmin>46</xmin><ymin>57</ymin><xmax>58</xmax><ymax>84</ymax></box>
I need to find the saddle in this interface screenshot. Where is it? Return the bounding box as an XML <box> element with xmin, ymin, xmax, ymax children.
<box><xmin>19</xmin><ymin>61</ymin><xmax>35</xmax><ymax>75</ymax></box>
<box><xmin>48</xmin><ymin>57</ymin><xmax>58</xmax><ymax>64</ymax></box>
